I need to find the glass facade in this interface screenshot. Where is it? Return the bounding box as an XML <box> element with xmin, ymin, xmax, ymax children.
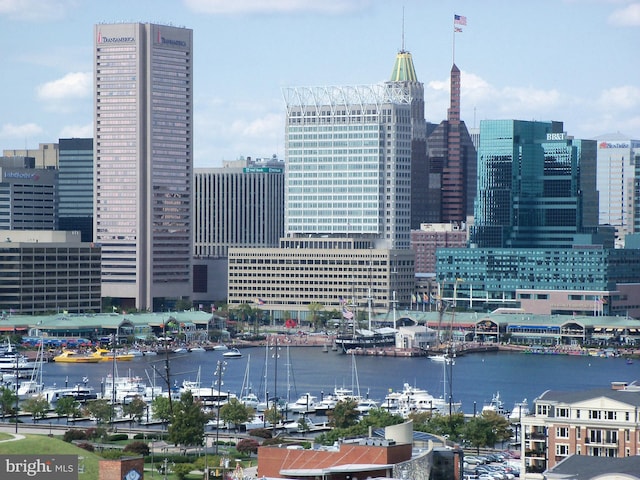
<box><xmin>58</xmin><ymin>138</ymin><xmax>93</xmax><ymax>242</ymax></box>
<box><xmin>283</xmin><ymin>85</ymin><xmax>413</xmax><ymax>249</ymax></box>
<box><xmin>94</xmin><ymin>23</ymin><xmax>193</xmax><ymax>310</ymax></box>
<box><xmin>472</xmin><ymin>120</ymin><xmax>596</xmax><ymax>249</ymax></box>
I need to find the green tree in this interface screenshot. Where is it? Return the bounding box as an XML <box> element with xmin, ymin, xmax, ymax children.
<box><xmin>328</xmin><ymin>398</ymin><xmax>360</xmax><ymax>429</ymax></box>
<box><xmin>307</xmin><ymin>302</ymin><xmax>324</xmax><ymax>331</ymax></box>
<box><xmin>122</xmin><ymin>396</ymin><xmax>146</xmax><ymax>424</ymax></box>
<box><xmin>168</xmin><ymin>391</ymin><xmax>209</xmax><ymax>447</ymax></box>
<box><xmin>151</xmin><ymin>395</ymin><xmax>172</xmax><ymax>424</ymax></box>
<box><xmin>172</xmin><ymin>463</ymin><xmax>194</xmax><ymax>480</ymax></box>
<box><xmin>0</xmin><ymin>386</ymin><xmax>17</xmax><ymax>420</ymax></box>
<box><xmin>461</xmin><ymin>411</ymin><xmax>512</xmax><ymax>453</ymax></box>
<box><xmin>360</xmin><ymin>408</ymin><xmax>404</xmax><ymax>429</ymax></box>
<box><xmin>219</xmin><ymin>397</ymin><xmax>254</xmax><ymax>431</ymax></box>
<box><xmin>21</xmin><ymin>395</ymin><xmax>50</xmax><ymax>422</ymax></box>
<box><xmin>264</xmin><ymin>404</ymin><xmax>282</xmax><ymax>426</ymax></box>
<box><xmin>55</xmin><ymin>397</ymin><xmax>81</xmax><ymax>424</ymax></box>
<box><xmin>414</xmin><ymin>413</ymin><xmax>465</xmax><ymax>441</ymax></box>
<box><xmin>83</xmin><ymin>398</ymin><xmax>112</xmax><ymax>425</ymax></box>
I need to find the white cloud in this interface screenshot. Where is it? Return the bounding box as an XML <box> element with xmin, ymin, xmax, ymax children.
<box><xmin>59</xmin><ymin>122</ymin><xmax>93</xmax><ymax>139</ymax></box>
<box><xmin>0</xmin><ymin>122</ymin><xmax>43</xmax><ymax>139</ymax></box>
<box><xmin>608</xmin><ymin>2</ymin><xmax>640</xmax><ymax>25</ymax></box>
<box><xmin>597</xmin><ymin>85</ymin><xmax>640</xmax><ymax>110</ymax></box>
<box><xmin>183</xmin><ymin>0</ymin><xmax>371</xmax><ymax>15</ymax></box>
<box><xmin>36</xmin><ymin>72</ymin><xmax>92</xmax><ymax>101</ymax></box>
<box><xmin>0</xmin><ymin>0</ymin><xmax>77</xmax><ymax>21</ymax></box>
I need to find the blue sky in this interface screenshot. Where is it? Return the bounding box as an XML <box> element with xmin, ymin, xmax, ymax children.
<box><xmin>1</xmin><ymin>0</ymin><xmax>639</xmax><ymax>167</ymax></box>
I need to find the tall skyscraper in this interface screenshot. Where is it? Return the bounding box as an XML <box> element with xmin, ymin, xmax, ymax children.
<box><xmin>58</xmin><ymin>138</ymin><xmax>93</xmax><ymax>242</ymax></box>
<box><xmin>387</xmin><ymin>50</ymin><xmax>429</xmax><ymax>231</ymax></box>
<box><xmin>423</xmin><ymin>64</ymin><xmax>476</xmax><ymax>225</ymax></box>
<box><xmin>282</xmin><ymin>82</ymin><xmax>413</xmax><ymax>249</ymax></box>
<box><xmin>0</xmin><ymin>157</ymin><xmax>57</xmax><ymax>231</ymax></box>
<box><xmin>594</xmin><ymin>134</ymin><xmax>640</xmax><ymax>245</ymax></box>
<box><xmin>94</xmin><ymin>23</ymin><xmax>193</xmax><ymax>311</ymax></box>
<box><xmin>471</xmin><ymin>120</ymin><xmax>597</xmax><ymax>249</ymax></box>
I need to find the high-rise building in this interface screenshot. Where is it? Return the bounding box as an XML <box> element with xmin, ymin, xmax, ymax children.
<box><xmin>58</xmin><ymin>138</ymin><xmax>93</xmax><ymax>242</ymax></box>
<box><xmin>194</xmin><ymin>158</ymin><xmax>285</xmax><ymax>258</ymax></box>
<box><xmin>228</xmin><ymin>50</ymin><xmax>420</xmax><ymax>315</ymax></box>
<box><xmin>192</xmin><ymin>158</ymin><xmax>285</xmax><ymax>302</ymax></box>
<box><xmin>3</xmin><ymin>143</ymin><xmax>58</xmax><ymax>169</ymax></box>
<box><xmin>423</xmin><ymin>64</ymin><xmax>476</xmax><ymax>225</ymax></box>
<box><xmin>282</xmin><ymin>83</ymin><xmax>413</xmax><ymax>249</ymax></box>
<box><xmin>0</xmin><ymin>157</ymin><xmax>57</xmax><ymax>231</ymax></box>
<box><xmin>594</xmin><ymin>134</ymin><xmax>640</xmax><ymax>246</ymax></box>
<box><xmin>471</xmin><ymin>120</ymin><xmax>597</xmax><ymax>249</ymax></box>
<box><xmin>94</xmin><ymin>23</ymin><xmax>193</xmax><ymax>311</ymax></box>
<box><xmin>0</xmin><ymin>230</ymin><xmax>101</xmax><ymax>314</ymax></box>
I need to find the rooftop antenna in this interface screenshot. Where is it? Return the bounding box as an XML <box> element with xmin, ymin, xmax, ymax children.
<box><xmin>401</xmin><ymin>6</ymin><xmax>405</xmax><ymax>52</ymax></box>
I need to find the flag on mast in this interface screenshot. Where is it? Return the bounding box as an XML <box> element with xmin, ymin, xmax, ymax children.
<box><xmin>454</xmin><ymin>14</ymin><xmax>467</xmax><ymax>26</ymax></box>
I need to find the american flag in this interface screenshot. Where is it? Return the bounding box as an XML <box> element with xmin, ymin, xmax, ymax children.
<box><xmin>342</xmin><ymin>306</ymin><xmax>354</xmax><ymax>320</ymax></box>
<box><xmin>454</xmin><ymin>14</ymin><xmax>467</xmax><ymax>26</ymax></box>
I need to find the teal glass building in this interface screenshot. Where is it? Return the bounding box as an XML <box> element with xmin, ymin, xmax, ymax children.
<box><xmin>471</xmin><ymin>120</ymin><xmax>598</xmax><ymax>248</ymax></box>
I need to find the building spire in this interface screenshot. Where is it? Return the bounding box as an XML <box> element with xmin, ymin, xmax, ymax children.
<box><xmin>389</xmin><ymin>8</ymin><xmax>418</xmax><ymax>83</ymax></box>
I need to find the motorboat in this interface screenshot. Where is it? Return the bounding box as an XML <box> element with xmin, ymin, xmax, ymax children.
<box><xmin>240</xmin><ymin>392</ymin><xmax>259</xmax><ymax>409</ymax></box>
<box><xmin>288</xmin><ymin>393</ymin><xmax>317</xmax><ymax>413</ymax></box>
<box><xmin>53</xmin><ymin>350</ymin><xmax>101</xmax><ymax>363</ymax></box>
<box><xmin>103</xmin><ymin>373</ymin><xmax>163</xmax><ymax>404</ymax></box>
<box><xmin>509</xmin><ymin>399</ymin><xmax>529</xmax><ymax>422</ymax></box>
<box><xmin>173</xmin><ymin>347</ymin><xmax>189</xmax><ymax>354</ymax></box>
<box><xmin>40</xmin><ymin>382</ymin><xmax>97</xmax><ymax>404</ymax></box>
<box><xmin>382</xmin><ymin>382</ymin><xmax>460</xmax><ymax>417</ymax></box>
<box><xmin>223</xmin><ymin>348</ymin><xmax>243</xmax><ymax>359</ymax></box>
<box><xmin>483</xmin><ymin>391</ymin><xmax>510</xmax><ymax>417</ymax></box>
<box><xmin>212</xmin><ymin>344</ymin><xmax>229</xmax><ymax>351</ymax></box>
<box><xmin>190</xmin><ymin>346</ymin><xmax>207</xmax><ymax>353</ymax></box>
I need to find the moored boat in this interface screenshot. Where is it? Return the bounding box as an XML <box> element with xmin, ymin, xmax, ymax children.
<box><xmin>91</xmin><ymin>348</ymin><xmax>135</xmax><ymax>362</ymax></box>
<box><xmin>53</xmin><ymin>350</ymin><xmax>101</xmax><ymax>363</ymax></box>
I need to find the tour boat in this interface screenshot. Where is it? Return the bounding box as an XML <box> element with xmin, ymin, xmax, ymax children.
<box><xmin>53</xmin><ymin>350</ymin><xmax>101</xmax><ymax>363</ymax></box>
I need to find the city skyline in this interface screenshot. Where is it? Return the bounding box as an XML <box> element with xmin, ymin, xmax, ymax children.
<box><xmin>0</xmin><ymin>0</ymin><xmax>639</xmax><ymax>167</ymax></box>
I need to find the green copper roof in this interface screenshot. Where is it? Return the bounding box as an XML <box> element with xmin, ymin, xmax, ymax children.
<box><xmin>390</xmin><ymin>50</ymin><xmax>418</xmax><ymax>82</ymax></box>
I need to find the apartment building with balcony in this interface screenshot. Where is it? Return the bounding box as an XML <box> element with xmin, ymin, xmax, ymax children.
<box><xmin>520</xmin><ymin>381</ymin><xmax>640</xmax><ymax>478</ymax></box>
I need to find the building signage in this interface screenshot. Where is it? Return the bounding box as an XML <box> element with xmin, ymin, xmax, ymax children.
<box><xmin>4</xmin><ymin>171</ymin><xmax>39</xmax><ymax>181</ymax></box>
<box><xmin>156</xmin><ymin>28</ymin><xmax>187</xmax><ymax>47</ymax></box>
<box><xmin>97</xmin><ymin>31</ymin><xmax>134</xmax><ymax>44</ymax></box>
<box><xmin>599</xmin><ymin>141</ymin><xmax>630</xmax><ymax>149</ymax></box>
<box><xmin>546</xmin><ymin>133</ymin><xmax>566</xmax><ymax>141</ymax></box>
<box><xmin>243</xmin><ymin>167</ymin><xmax>283</xmax><ymax>173</ymax></box>
<box><xmin>0</xmin><ymin>455</ymin><xmax>78</xmax><ymax>480</ymax></box>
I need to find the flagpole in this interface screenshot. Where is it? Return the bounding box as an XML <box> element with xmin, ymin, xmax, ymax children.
<box><xmin>452</xmin><ymin>20</ymin><xmax>456</xmax><ymax>64</ymax></box>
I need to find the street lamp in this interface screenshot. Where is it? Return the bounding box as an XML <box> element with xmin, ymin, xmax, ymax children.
<box><xmin>214</xmin><ymin>360</ymin><xmax>227</xmax><ymax>455</ymax></box>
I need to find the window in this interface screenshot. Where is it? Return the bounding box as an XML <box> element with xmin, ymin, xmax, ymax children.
<box><xmin>557</xmin><ymin>407</ymin><xmax>569</xmax><ymax>418</ymax></box>
<box><xmin>556</xmin><ymin>427</ymin><xmax>569</xmax><ymax>438</ymax></box>
<box><xmin>556</xmin><ymin>444</ymin><xmax>569</xmax><ymax>456</ymax></box>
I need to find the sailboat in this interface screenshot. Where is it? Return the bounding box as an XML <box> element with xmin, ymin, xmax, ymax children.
<box><xmin>239</xmin><ymin>355</ymin><xmax>259</xmax><ymax>408</ymax></box>
<box><xmin>334</xmin><ymin>291</ymin><xmax>396</xmax><ymax>353</ymax></box>
<box><xmin>17</xmin><ymin>341</ymin><xmax>45</xmax><ymax>399</ymax></box>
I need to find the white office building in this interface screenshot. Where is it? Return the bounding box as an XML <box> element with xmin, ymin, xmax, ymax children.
<box><xmin>595</xmin><ymin>134</ymin><xmax>640</xmax><ymax>246</ymax></box>
<box><xmin>282</xmin><ymin>84</ymin><xmax>413</xmax><ymax>249</ymax></box>
<box><xmin>94</xmin><ymin>23</ymin><xmax>193</xmax><ymax>311</ymax></box>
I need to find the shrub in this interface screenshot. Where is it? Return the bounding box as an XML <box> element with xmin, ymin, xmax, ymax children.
<box><xmin>76</xmin><ymin>442</ymin><xmax>95</xmax><ymax>452</ymax></box>
<box><xmin>108</xmin><ymin>433</ymin><xmax>129</xmax><ymax>442</ymax></box>
<box><xmin>101</xmin><ymin>450</ymin><xmax>124</xmax><ymax>459</ymax></box>
<box><xmin>63</xmin><ymin>429</ymin><xmax>87</xmax><ymax>443</ymax></box>
<box><xmin>261</xmin><ymin>437</ymin><xmax>288</xmax><ymax>446</ymax></box>
<box><xmin>248</xmin><ymin>428</ymin><xmax>272</xmax><ymax>439</ymax></box>
<box><xmin>236</xmin><ymin>438</ymin><xmax>260</xmax><ymax>455</ymax></box>
<box><xmin>123</xmin><ymin>441</ymin><xmax>150</xmax><ymax>456</ymax></box>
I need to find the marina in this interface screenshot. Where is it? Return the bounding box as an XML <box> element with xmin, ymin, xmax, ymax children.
<box><xmin>7</xmin><ymin>344</ymin><xmax>638</xmax><ymax>418</ymax></box>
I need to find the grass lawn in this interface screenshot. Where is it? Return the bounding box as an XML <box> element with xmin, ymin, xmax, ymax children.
<box><xmin>0</xmin><ymin>434</ymin><xmax>103</xmax><ymax>478</ymax></box>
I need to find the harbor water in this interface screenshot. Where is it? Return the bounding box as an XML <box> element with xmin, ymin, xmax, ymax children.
<box><xmin>33</xmin><ymin>346</ymin><xmax>638</xmax><ymax>415</ymax></box>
